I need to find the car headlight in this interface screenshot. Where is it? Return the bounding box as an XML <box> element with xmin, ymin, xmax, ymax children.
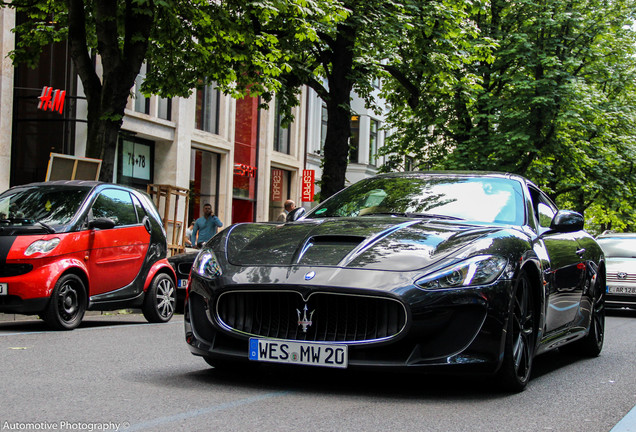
<box><xmin>192</xmin><ymin>249</ymin><xmax>222</xmax><ymax>279</ymax></box>
<box><xmin>24</xmin><ymin>238</ymin><xmax>61</xmax><ymax>256</ymax></box>
<box><xmin>416</xmin><ymin>255</ymin><xmax>508</xmax><ymax>290</ymax></box>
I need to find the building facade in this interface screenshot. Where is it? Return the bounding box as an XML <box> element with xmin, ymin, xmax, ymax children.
<box><xmin>0</xmin><ymin>11</ymin><xmax>387</xmax><ymax>236</ymax></box>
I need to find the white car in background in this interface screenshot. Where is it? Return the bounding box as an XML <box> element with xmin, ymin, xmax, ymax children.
<box><xmin>597</xmin><ymin>232</ymin><xmax>636</xmax><ymax>309</ymax></box>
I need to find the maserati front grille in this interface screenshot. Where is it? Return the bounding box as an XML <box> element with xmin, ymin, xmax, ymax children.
<box><xmin>217</xmin><ymin>290</ymin><xmax>407</xmax><ymax>344</ymax></box>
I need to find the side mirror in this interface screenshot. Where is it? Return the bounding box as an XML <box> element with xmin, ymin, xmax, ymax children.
<box><xmin>286</xmin><ymin>207</ymin><xmax>306</xmax><ymax>222</ymax></box>
<box><xmin>550</xmin><ymin>210</ymin><xmax>584</xmax><ymax>233</ymax></box>
<box><xmin>88</xmin><ymin>217</ymin><xmax>116</xmax><ymax>230</ymax></box>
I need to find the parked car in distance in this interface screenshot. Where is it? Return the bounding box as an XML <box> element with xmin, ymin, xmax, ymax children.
<box><xmin>184</xmin><ymin>171</ymin><xmax>606</xmax><ymax>392</ymax></box>
<box><xmin>168</xmin><ymin>250</ymin><xmax>198</xmax><ymax>312</ymax></box>
<box><xmin>596</xmin><ymin>232</ymin><xmax>636</xmax><ymax>309</ymax></box>
<box><xmin>0</xmin><ymin>180</ymin><xmax>177</xmax><ymax>329</ymax></box>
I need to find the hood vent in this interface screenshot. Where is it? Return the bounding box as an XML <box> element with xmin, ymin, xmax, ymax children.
<box><xmin>295</xmin><ymin>235</ymin><xmax>366</xmax><ymax>266</ymax></box>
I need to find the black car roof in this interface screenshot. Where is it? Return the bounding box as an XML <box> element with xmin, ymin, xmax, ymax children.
<box><xmin>368</xmin><ymin>171</ymin><xmax>532</xmax><ymax>186</ymax></box>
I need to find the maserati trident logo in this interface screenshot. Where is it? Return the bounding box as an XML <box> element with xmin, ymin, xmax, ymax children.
<box><xmin>296</xmin><ymin>304</ymin><xmax>315</xmax><ymax>333</ymax></box>
<box><xmin>618</xmin><ymin>272</ymin><xmax>628</xmax><ymax>280</ymax></box>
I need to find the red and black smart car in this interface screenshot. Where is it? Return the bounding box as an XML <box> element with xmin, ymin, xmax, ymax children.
<box><xmin>0</xmin><ymin>180</ymin><xmax>177</xmax><ymax>330</ymax></box>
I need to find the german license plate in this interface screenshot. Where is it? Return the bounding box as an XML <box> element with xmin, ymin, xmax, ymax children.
<box><xmin>607</xmin><ymin>285</ymin><xmax>636</xmax><ymax>295</ymax></box>
<box><xmin>0</xmin><ymin>283</ymin><xmax>7</xmax><ymax>296</ymax></box>
<box><xmin>249</xmin><ymin>338</ymin><xmax>348</xmax><ymax>369</ymax></box>
<box><xmin>178</xmin><ymin>279</ymin><xmax>188</xmax><ymax>288</ymax></box>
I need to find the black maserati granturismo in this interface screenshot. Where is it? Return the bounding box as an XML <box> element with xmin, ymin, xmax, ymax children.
<box><xmin>184</xmin><ymin>172</ymin><xmax>605</xmax><ymax>392</ymax></box>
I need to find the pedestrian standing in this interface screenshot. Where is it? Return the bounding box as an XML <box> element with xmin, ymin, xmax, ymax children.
<box><xmin>191</xmin><ymin>203</ymin><xmax>223</xmax><ymax>248</ymax></box>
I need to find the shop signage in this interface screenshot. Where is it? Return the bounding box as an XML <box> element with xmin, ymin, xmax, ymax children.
<box><xmin>234</xmin><ymin>163</ymin><xmax>257</xmax><ymax>178</ymax></box>
<box><xmin>122</xmin><ymin>140</ymin><xmax>151</xmax><ymax>181</ymax></box>
<box><xmin>271</xmin><ymin>169</ymin><xmax>283</xmax><ymax>202</ymax></box>
<box><xmin>38</xmin><ymin>86</ymin><xmax>65</xmax><ymax>115</ymax></box>
<box><xmin>302</xmin><ymin>170</ymin><xmax>315</xmax><ymax>202</ymax></box>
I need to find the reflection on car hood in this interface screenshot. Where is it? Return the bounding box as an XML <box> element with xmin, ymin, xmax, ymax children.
<box><xmin>225</xmin><ymin>218</ymin><xmax>501</xmax><ymax>271</ymax></box>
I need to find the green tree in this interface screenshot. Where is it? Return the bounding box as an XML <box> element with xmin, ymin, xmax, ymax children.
<box><xmin>256</xmin><ymin>0</ymin><xmax>415</xmax><ymax>200</ymax></box>
<box><xmin>5</xmin><ymin>0</ymin><xmax>338</xmax><ymax>182</ymax></box>
<box><xmin>381</xmin><ymin>0</ymin><xmax>636</xmax><ymax>232</ymax></box>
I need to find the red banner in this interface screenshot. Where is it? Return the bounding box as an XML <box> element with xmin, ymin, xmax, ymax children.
<box><xmin>271</xmin><ymin>169</ymin><xmax>283</xmax><ymax>202</ymax></box>
<box><xmin>302</xmin><ymin>170</ymin><xmax>315</xmax><ymax>202</ymax></box>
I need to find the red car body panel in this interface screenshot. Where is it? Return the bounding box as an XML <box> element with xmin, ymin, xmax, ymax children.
<box><xmin>86</xmin><ymin>225</ymin><xmax>150</xmax><ymax>295</ymax></box>
<box><xmin>4</xmin><ymin>229</ymin><xmax>175</xmax><ymax>300</ymax></box>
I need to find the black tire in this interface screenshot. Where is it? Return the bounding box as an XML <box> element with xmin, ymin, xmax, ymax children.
<box><xmin>41</xmin><ymin>274</ymin><xmax>87</xmax><ymax>330</ymax></box>
<box><xmin>142</xmin><ymin>273</ymin><xmax>176</xmax><ymax>323</ymax></box>
<box><xmin>563</xmin><ymin>270</ymin><xmax>605</xmax><ymax>357</ymax></box>
<box><xmin>496</xmin><ymin>270</ymin><xmax>535</xmax><ymax>392</ymax></box>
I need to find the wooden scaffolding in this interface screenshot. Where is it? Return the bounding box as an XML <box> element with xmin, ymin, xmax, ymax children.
<box><xmin>147</xmin><ymin>184</ymin><xmax>189</xmax><ymax>257</ymax></box>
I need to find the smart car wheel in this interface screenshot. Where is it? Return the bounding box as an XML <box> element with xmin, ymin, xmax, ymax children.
<box><xmin>496</xmin><ymin>270</ymin><xmax>535</xmax><ymax>392</ymax></box>
<box><xmin>142</xmin><ymin>273</ymin><xmax>176</xmax><ymax>323</ymax></box>
<box><xmin>41</xmin><ymin>274</ymin><xmax>87</xmax><ymax>330</ymax></box>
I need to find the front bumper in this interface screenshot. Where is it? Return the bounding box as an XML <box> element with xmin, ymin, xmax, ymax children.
<box><xmin>184</xmin><ymin>270</ymin><xmax>515</xmax><ymax>374</ymax></box>
<box><xmin>0</xmin><ymin>296</ymin><xmax>49</xmax><ymax>314</ymax></box>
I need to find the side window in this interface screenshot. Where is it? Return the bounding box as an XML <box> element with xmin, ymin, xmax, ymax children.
<box><xmin>529</xmin><ymin>186</ymin><xmax>557</xmax><ymax>230</ymax></box>
<box><xmin>131</xmin><ymin>194</ymin><xmax>147</xmax><ymax>222</ymax></box>
<box><xmin>537</xmin><ymin>202</ymin><xmax>556</xmax><ymax>229</ymax></box>
<box><xmin>91</xmin><ymin>189</ymin><xmax>138</xmax><ymax>226</ymax></box>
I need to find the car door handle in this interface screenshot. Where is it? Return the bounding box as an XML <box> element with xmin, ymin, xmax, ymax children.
<box><xmin>576</xmin><ymin>248</ymin><xmax>586</xmax><ymax>257</ymax></box>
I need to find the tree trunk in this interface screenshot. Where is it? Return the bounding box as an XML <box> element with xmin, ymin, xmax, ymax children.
<box><xmin>66</xmin><ymin>0</ymin><xmax>152</xmax><ymax>183</ymax></box>
<box><xmin>321</xmin><ymin>96</ymin><xmax>352</xmax><ymax>200</ymax></box>
<box><xmin>318</xmin><ymin>24</ymin><xmax>356</xmax><ymax>201</ymax></box>
<box><xmin>85</xmin><ymin>110</ymin><xmax>123</xmax><ymax>183</ymax></box>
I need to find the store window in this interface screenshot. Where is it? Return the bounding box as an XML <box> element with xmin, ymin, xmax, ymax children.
<box><xmin>117</xmin><ymin>136</ymin><xmax>154</xmax><ymax>190</ymax></box>
<box><xmin>195</xmin><ymin>83</ymin><xmax>220</xmax><ymax>134</ymax></box>
<box><xmin>274</xmin><ymin>98</ymin><xmax>290</xmax><ymax>154</ymax></box>
<box><xmin>11</xmin><ymin>15</ymin><xmax>79</xmax><ymax>187</ymax></box>
<box><xmin>369</xmin><ymin>119</ymin><xmax>379</xmax><ymax>166</ymax></box>
<box><xmin>189</xmin><ymin>149</ymin><xmax>220</xmax><ymax>221</ymax></box>
<box><xmin>348</xmin><ymin>115</ymin><xmax>360</xmax><ymax>163</ymax></box>
<box><xmin>270</xmin><ymin>168</ymin><xmax>292</xmax><ymax>221</ymax></box>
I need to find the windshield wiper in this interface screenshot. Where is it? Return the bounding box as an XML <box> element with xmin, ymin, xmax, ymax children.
<box><xmin>358</xmin><ymin>211</ymin><xmax>464</xmax><ymax>220</ymax></box>
<box><xmin>0</xmin><ymin>218</ymin><xmax>55</xmax><ymax>233</ymax></box>
<box><xmin>35</xmin><ymin>221</ymin><xmax>56</xmax><ymax>234</ymax></box>
<box><xmin>359</xmin><ymin>212</ymin><xmax>409</xmax><ymax>217</ymax></box>
<box><xmin>405</xmin><ymin>212</ymin><xmax>464</xmax><ymax>221</ymax></box>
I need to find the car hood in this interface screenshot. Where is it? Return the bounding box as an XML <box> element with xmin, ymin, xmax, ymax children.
<box><xmin>606</xmin><ymin>257</ymin><xmax>636</xmax><ymax>273</ymax></box>
<box><xmin>224</xmin><ymin>218</ymin><xmax>503</xmax><ymax>271</ymax></box>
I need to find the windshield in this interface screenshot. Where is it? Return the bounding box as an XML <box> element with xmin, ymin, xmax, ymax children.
<box><xmin>0</xmin><ymin>185</ymin><xmax>91</xmax><ymax>229</ymax></box>
<box><xmin>306</xmin><ymin>175</ymin><xmax>526</xmax><ymax>225</ymax></box>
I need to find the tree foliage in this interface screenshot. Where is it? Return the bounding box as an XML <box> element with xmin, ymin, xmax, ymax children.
<box><xmin>380</xmin><ymin>0</ymin><xmax>636</xmax><ymax>233</ymax></box>
<box><xmin>5</xmin><ymin>0</ymin><xmax>342</xmax><ymax>182</ymax></box>
<box><xmin>241</xmin><ymin>0</ymin><xmax>414</xmax><ymax>200</ymax></box>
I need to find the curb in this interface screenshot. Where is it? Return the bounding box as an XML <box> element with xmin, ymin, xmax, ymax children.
<box><xmin>0</xmin><ymin>310</ymin><xmax>138</xmax><ymax>323</ymax></box>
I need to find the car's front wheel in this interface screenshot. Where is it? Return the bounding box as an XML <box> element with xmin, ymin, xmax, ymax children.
<box><xmin>142</xmin><ymin>273</ymin><xmax>176</xmax><ymax>323</ymax></box>
<box><xmin>41</xmin><ymin>274</ymin><xmax>87</xmax><ymax>330</ymax></box>
<box><xmin>496</xmin><ymin>270</ymin><xmax>535</xmax><ymax>392</ymax></box>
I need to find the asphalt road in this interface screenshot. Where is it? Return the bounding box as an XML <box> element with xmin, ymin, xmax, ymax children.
<box><xmin>0</xmin><ymin>311</ymin><xmax>635</xmax><ymax>432</ymax></box>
